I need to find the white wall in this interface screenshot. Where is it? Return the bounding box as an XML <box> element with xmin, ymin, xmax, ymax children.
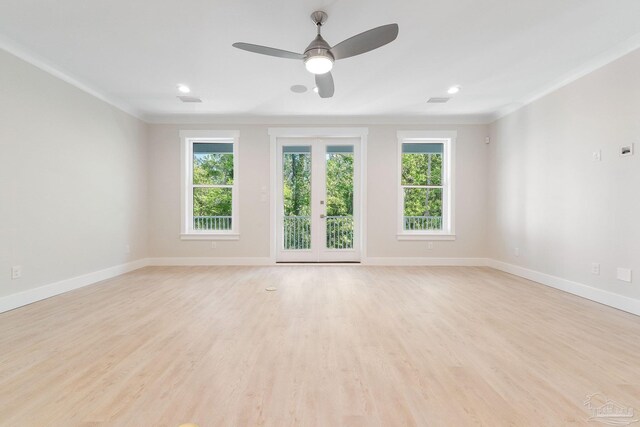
<box><xmin>488</xmin><ymin>48</ymin><xmax>640</xmax><ymax>302</ymax></box>
<box><xmin>0</xmin><ymin>49</ymin><xmax>148</xmax><ymax>299</ymax></box>
<box><xmin>147</xmin><ymin>123</ymin><xmax>489</xmax><ymax>260</ymax></box>
<box><xmin>367</xmin><ymin>125</ymin><xmax>488</xmax><ymax>259</ymax></box>
<box><xmin>148</xmin><ymin>125</ymin><xmax>271</xmax><ymax>258</ymax></box>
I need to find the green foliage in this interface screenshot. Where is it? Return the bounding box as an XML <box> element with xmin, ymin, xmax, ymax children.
<box><xmin>282</xmin><ymin>151</ymin><xmax>355</xmax><ymax>249</ymax></box>
<box><xmin>401</xmin><ymin>153</ymin><xmax>442</xmax><ymax>186</ymax></box>
<box><xmin>326</xmin><ymin>153</ymin><xmax>354</xmax><ymax>248</ymax></box>
<box><xmin>282</xmin><ymin>152</ymin><xmax>312</xmax><ymax>249</ymax></box>
<box><xmin>326</xmin><ymin>153</ymin><xmax>354</xmax><ymax>217</ymax></box>
<box><xmin>283</xmin><ymin>153</ymin><xmax>311</xmax><ymax>216</ymax></box>
<box><xmin>191</xmin><ymin>148</ymin><xmax>444</xmax><ymax>235</ymax></box>
<box><xmin>193</xmin><ymin>188</ymin><xmax>232</xmax><ymax>216</ymax></box>
<box><xmin>193</xmin><ymin>153</ymin><xmax>234</xmax><ymax>185</ymax></box>
<box><xmin>402</xmin><ymin>153</ymin><xmax>443</xmax><ymax>230</ymax></box>
<box><xmin>403</xmin><ymin>188</ymin><xmax>442</xmax><ymax>217</ymax></box>
<box><xmin>192</xmin><ymin>154</ymin><xmax>233</xmax><ymax>229</ymax></box>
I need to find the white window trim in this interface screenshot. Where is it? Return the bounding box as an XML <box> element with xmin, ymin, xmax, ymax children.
<box><xmin>397</xmin><ymin>130</ymin><xmax>456</xmax><ymax>241</ymax></box>
<box><xmin>180</xmin><ymin>130</ymin><xmax>240</xmax><ymax>240</ymax></box>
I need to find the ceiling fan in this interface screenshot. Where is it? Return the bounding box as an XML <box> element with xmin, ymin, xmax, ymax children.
<box><xmin>232</xmin><ymin>11</ymin><xmax>399</xmax><ymax>98</ymax></box>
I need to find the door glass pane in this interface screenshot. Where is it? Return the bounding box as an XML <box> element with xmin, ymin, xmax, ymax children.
<box><xmin>193</xmin><ymin>187</ymin><xmax>232</xmax><ymax>230</ymax></box>
<box><xmin>401</xmin><ymin>143</ymin><xmax>443</xmax><ymax>186</ymax></box>
<box><xmin>326</xmin><ymin>145</ymin><xmax>354</xmax><ymax>249</ymax></box>
<box><xmin>283</xmin><ymin>147</ymin><xmax>312</xmax><ymax>250</ymax></box>
<box><xmin>403</xmin><ymin>188</ymin><xmax>443</xmax><ymax>231</ymax></box>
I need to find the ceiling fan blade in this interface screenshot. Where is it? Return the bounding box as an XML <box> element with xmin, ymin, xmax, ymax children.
<box><xmin>315</xmin><ymin>72</ymin><xmax>334</xmax><ymax>98</ymax></box>
<box><xmin>330</xmin><ymin>23</ymin><xmax>399</xmax><ymax>60</ymax></box>
<box><xmin>232</xmin><ymin>42</ymin><xmax>304</xmax><ymax>60</ymax></box>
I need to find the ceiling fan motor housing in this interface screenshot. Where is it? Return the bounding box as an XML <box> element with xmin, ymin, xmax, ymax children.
<box><xmin>304</xmin><ymin>33</ymin><xmax>334</xmax><ymax>74</ymax></box>
<box><xmin>304</xmin><ymin>35</ymin><xmax>334</xmax><ymax>60</ymax></box>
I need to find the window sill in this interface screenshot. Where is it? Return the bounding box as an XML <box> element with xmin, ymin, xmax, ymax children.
<box><xmin>397</xmin><ymin>234</ymin><xmax>456</xmax><ymax>241</ymax></box>
<box><xmin>181</xmin><ymin>233</ymin><xmax>240</xmax><ymax>241</ymax></box>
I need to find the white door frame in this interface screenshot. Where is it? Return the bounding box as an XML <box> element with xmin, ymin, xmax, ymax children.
<box><xmin>275</xmin><ymin>138</ymin><xmax>360</xmax><ymax>262</ymax></box>
<box><xmin>269</xmin><ymin>128</ymin><xmax>368</xmax><ymax>263</ymax></box>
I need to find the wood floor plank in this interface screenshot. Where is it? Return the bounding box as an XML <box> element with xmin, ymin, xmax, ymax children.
<box><xmin>0</xmin><ymin>266</ymin><xmax>639</xmax><ymax>426</ymax></box>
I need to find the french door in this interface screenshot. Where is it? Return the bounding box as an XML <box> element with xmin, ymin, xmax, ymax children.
<box><xmin>276</xmin><ymin>138</ymin><xmax>361</xmax><ymax>262</ymax></box>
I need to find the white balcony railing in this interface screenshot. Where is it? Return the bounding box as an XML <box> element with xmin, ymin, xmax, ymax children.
<box><xmin>284</xmin><ymin>216</ymin><xmax>311</xmax><ymax>249</ymax></box>
<box><xmin>194</xmin><ymin>216</ymin><xmax>232</xmax><ymax>230</ymax></box>
<box><xmin>195</xmin><ymin>215</ymin><xmax>441</xmax><ymax>243</ymax></box>
<box><xmin>404</xmin><ymin>216</ymin><xmax>442</xmax><ymax>231</ymax></box>
<box><xmin>283</xmin><ymin>215</ymin><xmax>354</xmax><ymax>250</ymax></box>
<box><xmin>326</xmin><ymin>216</ymin><xmax>354</xmax><ymax>249</ymax></box>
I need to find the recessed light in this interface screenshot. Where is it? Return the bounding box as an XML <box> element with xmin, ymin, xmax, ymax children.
<box><xmin>313</xmin><ymin>87</ymin><xmax>319</xmax><ymax>93</ymax></box>
<box><xmin>447</xmin><ymin>85</ymin><xmax>461</xmax><ymax>95</ymax></box>
<box><xmin>177</xmin><ymin>84</ymin><xmax>191</xmax><ymax>94</ymax></box>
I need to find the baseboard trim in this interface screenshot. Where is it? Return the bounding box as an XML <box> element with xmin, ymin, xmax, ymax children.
<box><xmin>363</xmin><ymin>257</ymin><xmax>489</xmax><ymax>266</ymax></box>
<box><xmin>147</xmin><ymin>257</ymin><xmax>274</xmax><ymax>266</ymax></box>
<box><xmin>147</xmin><ymin>257</ymin><xmax>490</xmax><ymax>267</ymax></box>
<box><xmin>3</xmin><ymin>257</ymin><xmax>636</xmax><ymax>317</ymax></box>
<box><xmin>487</xmin><ymin>259</ymin><xmax>640</xmax><ymax>316</ymax></box>
<box><xmin>0</xmin><ymin>258</ymin><xmax>149</xmax><ymax>314</ymax></box>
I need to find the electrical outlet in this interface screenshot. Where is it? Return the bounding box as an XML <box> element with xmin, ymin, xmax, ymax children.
<box><xmin>125</xmin><ymin>245</ymin><xmax>130</xmax><ymax>254</ymax></box>
<box><xmin>11</xmin><ymin>265</ymin><xmax>22</xmax><ymax>279</ymax></box>
<box><xmin>592</xmin><ymin>150</ymin><xmax>601</xmax><ymax>161</ymax></box>
<box><xmin>514</xmin><ymin>247</ymin><xmax>520</xmax><ymax>257</ymax></box>
<box><xmin>427</xmin><ymin>242</ymin><xmax>434</xmax><ymax>250</ymax></box>
<box><xmin>591</xmin><ymin>263</ymin><xmax>600</xmax><ymax>275</ymax></box>
<box><xmin>617</xmin><ymin>268</ymin><xmax>632</xmax><ymax>283</ymax></box>
<box><xmin>211</xmin><ymin>242</ymin><xmax>217</xmax><ymax>249</ymax></box>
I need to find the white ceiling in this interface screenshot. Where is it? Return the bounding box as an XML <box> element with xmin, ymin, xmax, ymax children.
<box><xmin>1</xmin><ymin>0</ymin><xmax>640</xmax><ymax>122</ymax></box>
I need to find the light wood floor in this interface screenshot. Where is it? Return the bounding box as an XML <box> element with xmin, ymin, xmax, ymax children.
<box><xmin>1</xmin><ymin>266</ymin><xmax>639</xmax><ymax>426</ymax></box>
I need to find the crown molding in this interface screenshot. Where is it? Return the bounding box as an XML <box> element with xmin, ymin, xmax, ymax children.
<box><xmin>0</xmin><ymin>34</ymin><xmax>145</xmax><ymax>121</ymax></box>
<box><xmin>144</xmin><ymin>113</ymin><xmax>494</xmax><ymax>126</ymax></box>
<box><xmin>491</xmin><ymin>33</ymin><xmax>640</xmax><ymax>123</ymax></box>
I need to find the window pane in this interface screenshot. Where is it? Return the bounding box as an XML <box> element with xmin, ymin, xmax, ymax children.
<box><xmin>401</xmin><ymin>143</ymin><xmax>443</xmax><ymax>186</ymax></box>
<box><xmin>283</xmin><ymin>148</ymin><xmax>311</xmax><ymax>249</ymax></box>
<box><xmin>193</xmin><ymin>187</ymin><xmax>232</xmax><ymax>230</ymax></box>
<box><xmin>402</xmin><ymin>142</ymin><xmax>443</xmax><ymax>154</ymax></box>
<box><xmin>403</xmin><ymin>188</ymin><xmax>443</xmax><ymax>231</ymax></box>
<box><xmin>283</xmin><ymin>146</ymin><xmax>311</xmax><ymax>154</ymax></box>
<box><xmin>326</xmin><ymin>147</ymin><xmax>354</xmax><ymax>249</ymax></box>
<box><xmin>326</xmin><ymin>145</ymin><xmax>354</xmax><ymax>154</ymax></box>
<box><xmin>193</xmin><ymin>143</ymin><xmax>234</xmax><ymax>185</ymax></box>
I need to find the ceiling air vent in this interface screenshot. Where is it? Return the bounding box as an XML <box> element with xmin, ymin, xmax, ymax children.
<box><xmin>427</xmin><ymin>97</ymin><xmax>450</xmax><ymax>103</ymax></box>
<box><xmin>178</xmin><ymin>96</ymin><xmax>202</xmax><ymax>103</ymax></box>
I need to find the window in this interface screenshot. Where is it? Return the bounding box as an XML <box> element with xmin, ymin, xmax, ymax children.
<box><xmin>397</xmin><ymin>131</ymin><xmax>455</xmax><ymax>240</ymax></box>
<box><xmin>180</xmin><ymin>130</ymin><xmax>239</xmax><ymax>240</ymax></box>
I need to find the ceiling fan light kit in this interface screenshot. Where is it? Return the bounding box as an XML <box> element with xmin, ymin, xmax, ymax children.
<box><xmin>232</xmin><ymin>11</ymin><xmax>398</xmax><ymax>98</ymax></box>
<box><xmin>304</xmin><ymin>51</ymin><xmax>334</xmax><ymax>74</ymax></box>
